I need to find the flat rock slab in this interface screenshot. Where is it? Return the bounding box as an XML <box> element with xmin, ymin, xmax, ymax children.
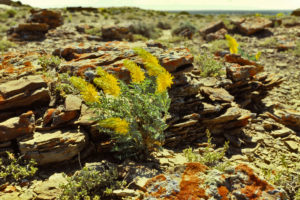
<box><xmin>0</xmin><ymin>75</ymin><xmax>50</xmax><ymax>111</ymax></box>
<box><xmin>237</xmin><ymin>17</ymin><xmax>272</xmax><ymax>35</ymax></box>
<box><xmin>54</xmin><ymin>41</ymin><xmax>194</xmax><ymax>77</ymax></box>
<box><xmin>0</xmin><ymin>111</ymin><xmax>35</xmax><ymax>142</ymax></box>
<box><xmin>19</xmin><ymin>129</ymin><xmax>87</xmax><ymax>165</ymax></box>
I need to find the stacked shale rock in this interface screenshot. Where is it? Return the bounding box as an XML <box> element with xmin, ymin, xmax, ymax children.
<box><xmin>0</xmin><ymin>41</ymin><xmax>283</xmax><ymax>164</ymax></box>
<box><xmin>7</xmin><ymin>9</ymin><xmax>63</xmax><ymax>41</ymax></box>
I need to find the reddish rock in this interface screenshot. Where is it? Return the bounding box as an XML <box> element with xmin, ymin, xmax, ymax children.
<box><xmin>205</xmin><ymin>28</ymin><xmax>228</xmax><ymax>42</ymax></box>
<box><xmin>102</xmin><ymin>24</ymin><xmax>133</xmax><ymax>41</ymax></box>
<box><xmin>291</xmin><ymin>8</ymin><xmax>300</xmax><ymax>16</ymax></box>
<box><xmin>0</xmin><ymin>111</ymin><xmax>35</xmax><ymax>142</ymax></box>
<box><xmin>27</xmin><ymin>9</ymin><xmax>63</xmax><ymax>29</ymax></box>
<box><xmin>237</xmin><ymin>17</ymin><xmax>272</xmax><ymax>35</ymax></box>
<box><xmin>143</xmin><ymin>163</ymin><xmax>286</xmax><ymax>199</ymax></box>
<box><xmin>7</xmin><ymin>23</ymin><xmax>49</xmax><ymax>41</ymax></box>
<box><xmin>200</xmin><ymin>20</ymin><xmax>226</xmax><ymax>35</ymax></box>
<box><xmin>0</xmin><ymin>75</ymin><xmax>50</xmax><ymax>111</ymax></box>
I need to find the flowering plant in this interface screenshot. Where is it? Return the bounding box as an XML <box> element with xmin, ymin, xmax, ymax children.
<box><xmin>70</xmin><ymin>48</ymin><xmax>173</xmax><ymax>159</ymax></box>
<box><xmin>225</xmin><ymin>34</ymin><xmax>261</xmax><ymax>61</ymax></box>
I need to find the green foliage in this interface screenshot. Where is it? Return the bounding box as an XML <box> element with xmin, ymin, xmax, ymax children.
<box><xmin>130</xmin><ymin>22</ymin><xmax>162</xmax><ymax>39</ymax></box>
<box><xmin>261</xmin><ymin>37</ymin><xmax>278</xmax><ymax>47</ymax></box>
<box><xmin>0</xmin><ymin>152</ymin><xmax>37</xmax><ymax>184</ymax></box>
<box><xmin>183</xmin><ymin>130</ymin><xmax>230</xmax><ymax>170</ymax></box>
<box><xmin>195</xmin><ymin>53</ymin><xmax>224</xmax><ymax>77</ymax></box>
<box><xmin>208</xmin><ymin>39</ymin><xmax>228</xmax><ymax>53</ymax></box>
<box><xmin>6</xmin><ymin>9</ymin><xmax>17</xmax><ymax>17</ymax></box>
<box><xmin>38</xmin><ymin>55</ymin><xmax>61</xmax><ymax>71</ymax></box>
<box><xmin>85</xmin><ymin>27</ymin><xmax>102</xmax><ymax>36</ymax></box>
<box><xmin>293</xmin><ymin>41</ymin><xmax>300</xmax><ymax>56</ymax></box>
<box><xmin>55</xmin><ymin>73</ymin><xmax>78</xmax><ymax>97</ymax></box>
<box><xmin>92</xmin><ymin>78</ymin><xmax>170</xmax><ymax>160</ymax></box>
<box><xmin>172</xmin><ymin>22</ymin><xmax>196</xmax><ymax>38</ymax></box>
<box><xmin>0</xmin><ymin>39</ymin><xmax>15</xmax><ymax>52</ymax></box>
<box><xmin>296</xmin><ymin>188</ymin><xmax>300</xmax><ymax>200</ymax></box>
<box><xmin>60</xmin><ymin>166</ymin><xmax>125</xmax><ymax>200</ymax></box>
<box><xmin>133</xmin><ymin>34</ymin><xmax>148</xmax><ymax>41</ymax></box>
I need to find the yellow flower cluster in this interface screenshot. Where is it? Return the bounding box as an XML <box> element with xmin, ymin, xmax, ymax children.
<box><xmin>156</xmin><ymin>72</ymin><xmax>174</xmax><ymax>93</ymax></box>
<box><xmin>225</xmin><ymin>34</ymin><xmax>239</xmax><ymax>54</ymax></box>
<box><xmin>255</xmin><ymin>51</ymin><xmax>262</xmax><ymax>61</ymax></box>
<box><xmin>94</xmin><ymin>67</ymin><xmax>121</xmax><ymax>97</ymax></box>
<box><xmin>69</xmin><ymin>76</ymin><xmax>100</xmax><ymax>103</ymax></box>
<box><xmin>134</xmin><ymin>47</ymin><xmax>165</xmax><ymax>76</ymax></box>
<box><xmin>98</xmin><ymin>117</ymin><xmax>129</xmax><ymax>135</ymax></box>
<box><xmin>123</xmin><ymin>59</ymin><xmax>145</xmax><ymax>83</ymax></box>
<box><xmin>134</xmin><ymin>47</ymin><xmax>174</xmax><ymax>93</ymax></box>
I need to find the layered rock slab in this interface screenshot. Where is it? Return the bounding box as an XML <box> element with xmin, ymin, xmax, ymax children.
<box><xmin>19</xmin><ymin>129</ymin><xmax>87</xmax><ymax>165</ymax></box>
<box><xmin>0</xmin><ymin>75</ymin><xmax>50</xmax><ymax>111</ymax></box>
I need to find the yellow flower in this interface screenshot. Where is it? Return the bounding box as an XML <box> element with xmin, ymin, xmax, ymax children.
<box><xmin>255</xmin><ymin>51</ymin><xmax>261</xmax><ymax>61</ymax></box>
<box><xmin>80</xmin><ymin>84</ymin><xmax>100</xmax><ymax>103</ymax></box>
<box><xmin>156</xmin><ymin>72</ymin><xmax>174</xmax><ymax>93</ymax></box>
<box><xmin>69</xmin><ymin>76</ymin><xmax>100</xmax><ymax>103</ymax></box>
<box><xmin>94</xmin><ymin>67</ymin><xmax>121</xmax><ymax>97</ymax></box>
<box><xmin>98</xmin><ymin>117</ymin><xmax>129</xmax><ymax>135</ymax></box>
<box><xmin>225</xmin><ymin>34</ymin><xmax>239</xmax><ymax>54</ymax></box>
<box><xmin>134</xmin><ymin>47</ymin><xmax>166</xmax><ymax>76</ymax></box>
<box><xmin>123</xmin><ymin>59</ymin><xmax>145</xmax><ymax>83</ymax></box>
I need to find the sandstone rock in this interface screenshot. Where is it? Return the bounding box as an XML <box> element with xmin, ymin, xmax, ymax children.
<box><xmin>19</xmin><ymin>129</ymin><xmax>87</xmax><ymax>165</ymax></box>
<box><xmin>33</xmin><ymin>173</ymin><xmax>67</xmax><ymax>200</ymax></box>
<box><xmin>284</xmin><ymin>140</ymin><xmax>299</xmax><ymax>152</ymax></box>
<box><xmin>205</xmin><ymin>28</ymin><xmax>227</xmax><ymax>42</ymax></box>
<box><xmin>66</xmin><ymin>6</ymin><xmax>98</xmax><ymax>12</ymax></box>
<box><xmin>64</xmin><ymin>95</ymin><xmax>82</xmax><ymax>111</ymax></box>
<box><xmin>200</xmin><ymin>87</ymin><xmax>234</xmax><ymax>102</ymax></box>
<box><xmin>27</xmin><ymin>9</ymin><xmax>63</xmax><ymax>29</ymax></box>
<box><xmin>291</xmin><ymin>8</ymin><xmax>300</xmax><ymax>16</ymax></box>
<box><xmin>268</xmin><ymin>109</ymin><xmax>300</xmax><ymax>130</ymax></box>
<box><xmin>0</xmin><ymin>75</ymin><xmax>50</xmax><ymax>111</ymax></box>
<box><xmin>102</xmin><ymin>24</ymin><xmax>133</xmax><ymax>41</ymax></box>
<box><xmin>143</xmin><ymin>163</ymin><xmax>287</xmax><ymax>199</ymax></box>
<box><xmin>7</xmin><ymin>23</ymin><xmax>49</xmax><ymax>41</ymax></box>
<box><xmin>0</xmin><ymin>111</ymin><xmax>35</xmax><ymax>142</ymax></box>
<box><xmin>237</xmin><ymin>17</ymin><xmax>272</xmax><ymax>35</ymax></box>
<box><xmin>270</xmin><ymin>128</ymin><xmax>294</xmax><ymax>137</ymax></box>
<box><xmin>200</xmin><ymin>20</ymin><xmax>225</xmax><ymax>35</ymax></box>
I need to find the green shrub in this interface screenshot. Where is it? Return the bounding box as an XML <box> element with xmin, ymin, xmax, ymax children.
<box><xmin>195</xmin><ymin>53</ymin><xmax>224</xmax><ymax>77</ymax></box>
<box><xmin>60</xmin><ymin>166</ymin><xmax>125</xmax><ymax>200</ymax></box>
<box><xmin>183</xmin><ymin>130</ymin><xmax>230</xmax><ymax>170</ymax></box>
<box><xmin>85</xmin><ymin>27</ymin><xmax>102</xmax><ymax>36</ymax></box>
<box><xmin>6</xmin><ymin>9</ymin><xmax>17</xmax><ymax>17</ymax></box>
<box><xmin>0</xmin><ymin>39</ymin><xmax>15</xmax><ymax>52</ymax></box>
<box><xmin>38</xmin><ymin>55</ymin><xmax>61</xmax><ymax>71</ymax></box>
<box><xmin>130</xmin><ymin>22</ymin><xmax>161</xmax><ymax>39</ymax></box>
<box><xmin>133</xmin><ymin>34</ymin><xmax>148</xmax><ymax>41</ymax></box>
<box><xmin>172</xmin><ymin>22</ymin><xmax>196</xmax><ymax>38</ymax></box>
<box><xmin>69</xmin><ymin>48</ymin><xmax>173</xmax><ymax>160</ymax></box>
<box><xmin>0</xmin><ymin>152</ymin><xmax>37</xmax><ymax>185</ymax></box>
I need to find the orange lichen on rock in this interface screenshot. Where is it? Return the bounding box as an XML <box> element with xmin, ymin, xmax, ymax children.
<box><xmin>143</xmin><ymin>175</ymin><xmax>167</xmax><ymax>198</ymax></box>
<box><xmin>235</xmin><ymin>164</ymin><xmax>274</xmax><ymax>200</ymax></box>
<box><xmin>177</xmin><ymin>163</ymin><xmax>209</xmax><ymax>200</ymax></box>
<box><xmin>0</xmin><ymin>94</ymin><xmax>5</xmax><ymax>104</ymax></box>
<box><xmin>218</xmin><ymin>186</ymin><xmax>229</xmax><ymax>200</ymax></box>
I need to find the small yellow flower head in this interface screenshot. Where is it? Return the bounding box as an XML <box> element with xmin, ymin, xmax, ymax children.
<box><xmin>255</xmin><ymin>51</ymin><xmax>262</xmax><ymax>61</ymax></box>
<box><xmin>134</xmin><ymin>47</ymin><xmax>166</xmax><ymax>76</ymax></box>
<box><xmin>156</xmin><ymin>72</ymin><xmax>174</xmax><ymax>93</ymax></box>
<box><xmin>225</xmin><ymin>34</ymin><xmax>239</xmax><ymax>54</ymax></box>
<box><xmin>69</xmin><ymin>76</ymin><xmax>100</xmax><ymax>103</ymax></box>
<box><xmin>98</xmin><ymin>117</ymin><xmax>129</xmax><ymax>135</ymax></box>
<box><xmin>94</xmin><ymin>67</ymin><xmax>121</xmax><ymax>97</ymax></box>
<box><xmin>80</xmin><ymin>84</ymin><xmax>100</xmax><ymax>103</ymax></box>
<box><xmin>123</xmin><ymin>59</ymin><xmax>145</xmax><ymax>83</ymax></box>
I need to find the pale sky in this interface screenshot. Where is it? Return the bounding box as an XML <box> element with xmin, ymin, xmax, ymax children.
<box><xmin>14</xmin><ymin>0</ymin><xmax>299</xmax><ymax>10</ymax></box>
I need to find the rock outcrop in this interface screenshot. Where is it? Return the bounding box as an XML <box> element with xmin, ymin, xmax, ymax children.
<box><xmin>236</xmin><ymin>17</ymin><xmax>272</xmax><ymax>35</ymax></box>
<box><xmin>291</xmin><ymin>8</ymin><xmax>300</xmax><ymax>16</ymax></box>
<box><xmin>143</xmin><ymin>163</ymin><xmax>288</xmax><ymax>199</ymax></box>
<box><xmin>7</xmin><ymin>9</ymin><xmax>63</xmax><ymax>41</ymax></box>
<box><xmin>19</xmin><ymin>129</ymin><xmax>87</xmax><ymax>165</ymax></box>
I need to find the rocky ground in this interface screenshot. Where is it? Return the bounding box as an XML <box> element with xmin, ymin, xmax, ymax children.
<box><xmin>0</xmin><ymin>1</ymin><xmax>300</xmax><ymax>200</ymax></box>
